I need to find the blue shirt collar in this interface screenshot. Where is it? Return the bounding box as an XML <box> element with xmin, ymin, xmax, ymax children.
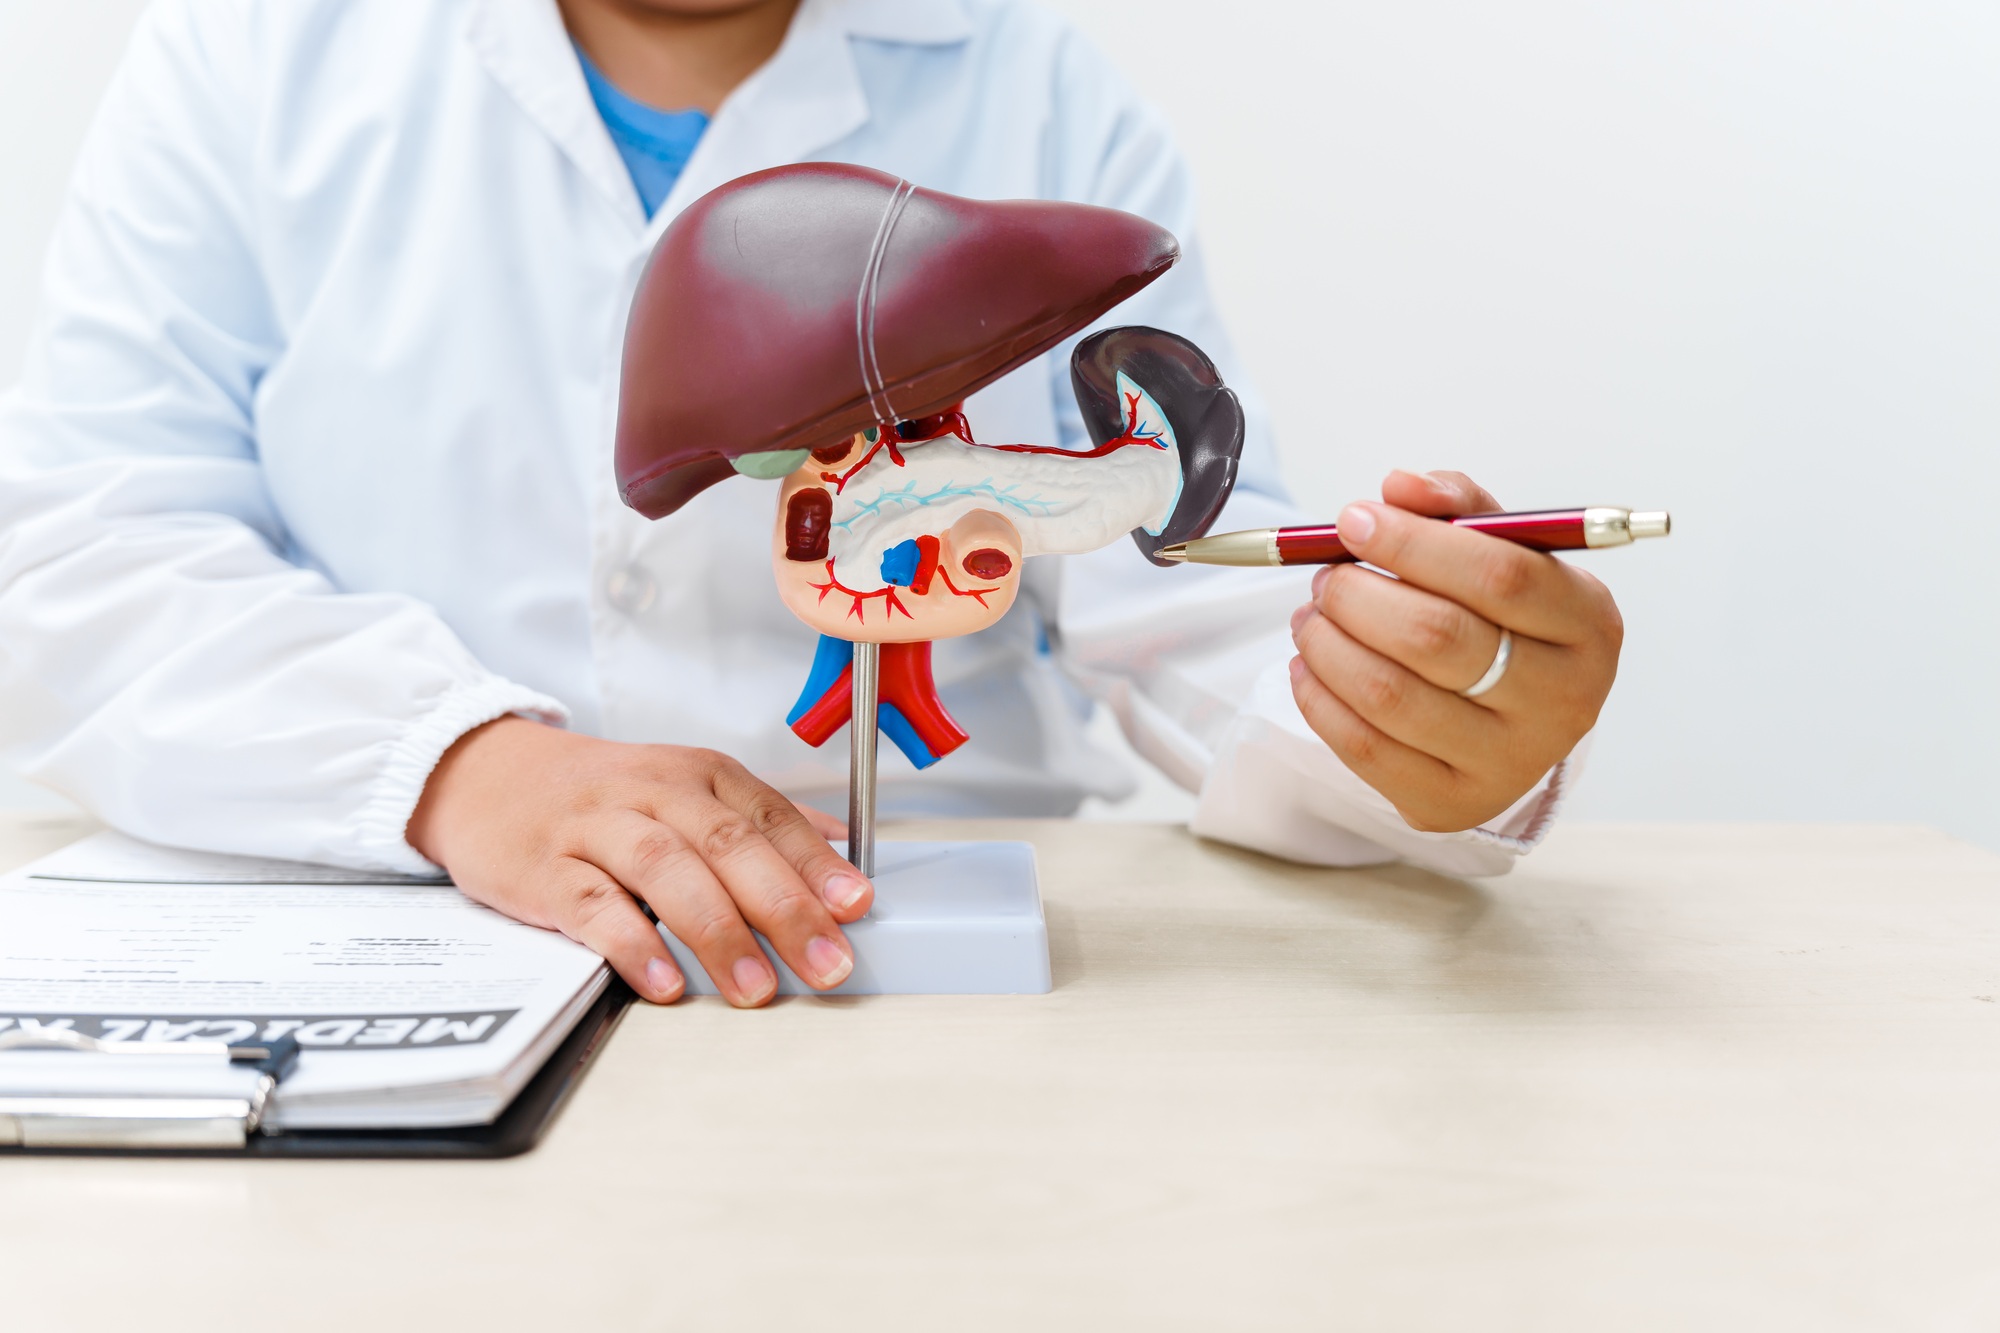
<box><xmin>573</xmin><ymin>44</ymin><xmax>710</xmax><ymax>219</ymax></box>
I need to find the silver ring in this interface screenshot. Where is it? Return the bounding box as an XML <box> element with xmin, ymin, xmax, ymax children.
<box><xmin>1459</xmin><ymin>628</ymin><xmax>1513</xmax><ymax>699</ymax></box>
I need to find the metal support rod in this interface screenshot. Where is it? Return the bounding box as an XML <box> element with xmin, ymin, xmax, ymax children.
<box><xmin>847</xmin><ymin>641</ymin><xmax>880</xmax><ymax>877</ymax></box>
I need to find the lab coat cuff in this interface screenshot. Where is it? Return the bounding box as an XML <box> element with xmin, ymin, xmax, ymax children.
<box><xmin>353</xmin><ymin>677</ymin><xmax>570</xmax><ymax>876</ymax></box>
<box><xmin>1189</xmin><ymin>661</ymin><xmax>1586</xmax><ymax>878</ymax></box>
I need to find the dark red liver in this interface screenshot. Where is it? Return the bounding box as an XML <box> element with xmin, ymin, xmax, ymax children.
<box><xmin>616</xmin><ymin>163</ymin><xmax>1180</xmax><ymax>518</ymax></box>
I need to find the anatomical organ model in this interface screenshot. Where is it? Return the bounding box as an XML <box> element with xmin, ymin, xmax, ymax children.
<box><xmin>615</xmin><ymin>164</ymin><xmax>1245</xmax><ymax>824</ymax></box>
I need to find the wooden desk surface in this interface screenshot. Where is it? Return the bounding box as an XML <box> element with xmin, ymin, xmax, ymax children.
<box><xmin>4</xmin><ymin>811</ymin><xmax>1998</xmax><ymax>1331</ymax></box>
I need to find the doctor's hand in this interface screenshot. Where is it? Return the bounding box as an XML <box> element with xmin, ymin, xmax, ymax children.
<box><xmin>406</xmin><ymin>718</ymin><xmax>873</xmax><ymax>1007</ymax></box>
<box><xmin>1288</xmin><ymin>469</ymin><xmax>1622</xmax><ymax>833</ymax></box>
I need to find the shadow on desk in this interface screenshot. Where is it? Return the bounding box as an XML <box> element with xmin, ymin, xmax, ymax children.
<box><xmin>1029</xmin><ymin>821</ymin><xmax>1639</xmax><ymax>1015</ymax></box>
<box><xmin>0</xmin><ymin>811</ymin><xmax>101</xmax><ymax>869</ymax></box>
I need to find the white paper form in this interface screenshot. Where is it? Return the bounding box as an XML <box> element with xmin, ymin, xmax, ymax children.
<box><xmin>0</xmin><ymin>834</ymin><xmax>608</xmax><ymax>1128</ymax></box>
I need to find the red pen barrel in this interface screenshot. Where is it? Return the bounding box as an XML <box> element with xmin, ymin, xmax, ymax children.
<box><xmin>1274</xmin><ymin>509</ymin><xmax>1593</xmax><ymax>566</ymax></box>
<box><xmin>1448</xmin><ymin>509</ymin><xmax>1593</xmax><ymax>550</ymax></box>
<box><xmin>1272</xmin><ymin>525</ymin><xmax>1351</xmax><ymax>564</ymax></box>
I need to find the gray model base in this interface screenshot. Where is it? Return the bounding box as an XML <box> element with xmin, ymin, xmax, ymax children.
<box><xmin>657</xmin><ymin>840</ymin><xmax>1051</xmax><ymax>996</ymax></box>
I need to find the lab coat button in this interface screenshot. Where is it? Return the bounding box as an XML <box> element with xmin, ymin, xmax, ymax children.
<box><xmin>605</xmin><ymin>565</ymin><xmax>658</xmax><ymax>615</ymax></box>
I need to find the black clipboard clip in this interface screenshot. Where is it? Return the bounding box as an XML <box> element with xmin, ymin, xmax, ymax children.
<box><xmin>0</xmin><ymin>1028</ymin><xmax>301</xmax><ymax>1150</ymax></box>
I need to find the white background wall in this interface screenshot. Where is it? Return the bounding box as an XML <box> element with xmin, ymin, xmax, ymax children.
<box><xmin>2</xmin><ymin>1</ymin><xmax>1996</xmax><ymax>847</ymax></box>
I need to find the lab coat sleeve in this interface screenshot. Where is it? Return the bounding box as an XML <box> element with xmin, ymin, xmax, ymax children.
<box><xmin>0</xmin><ymin>0</ymin><xmax>565</xmax><ymax>874</ymax></box>
<box><xmin>1034</xmin><ymin>25</ymin><xmax>1577</xmax><ymax>876</ymax></box>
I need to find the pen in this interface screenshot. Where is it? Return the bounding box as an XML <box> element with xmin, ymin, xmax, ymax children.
<box><xmin>1157</xmin><ymin>507</ymin><xmax>1672</xmax><ymax>567</ymax></box>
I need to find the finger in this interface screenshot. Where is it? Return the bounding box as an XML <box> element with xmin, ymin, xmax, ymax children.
<box><xmin>584</xmin><ymin>813</ymin><xmax>780</xmax><ymax>1008</ymax></box>
<box><xmin>793</xmin><ymin>801</ymin><xmax>850</xmax><ymax>844</ymax></box>
<box><xmin>1285</xmin><ymin>656</ymin><xmax>1469</xmax><ymax>833</ymax></box>
<box><xmin>539</xmin><ymin>855</ymin><xmax>685</xmax><ymax>1005</ymax></box>
<box><xmin>1292</xmin><ymin>606</ymin><xmax>1502</xmax><ymax>771</ymax></box>
<box><xmin>1308</xmin><ymin>562</ymin><xmax>1510</xmax><ymax>693</ymax></box>
<box><xmin>1379</xmin><ymin>468</ymin><xmax>1503</xmax><ymax>518</ymax></box>
<box><xmin>1298</xmin><ymin>581</ymin><xmax>1573</xmax><ymax>721</ymax></box>
<box><xmin>713</xmin><ymin>764</ymin><xmax>874</xmax><ymax>922</ymax></box>
<box><xmin>666</xmin><ymin>793</ymin><xmax>856</xmax><ymax>992</ymax></box>
<box><xmin>1332</xmin><ymin>501</ymin><xmax>1600</xmax><ymax>644</ymax></box>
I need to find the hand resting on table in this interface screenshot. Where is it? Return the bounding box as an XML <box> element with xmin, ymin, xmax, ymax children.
<box><xmin>407</xmin><ymin>719</ymin><xmax>869</xmax><ymax>1007</ymax></box>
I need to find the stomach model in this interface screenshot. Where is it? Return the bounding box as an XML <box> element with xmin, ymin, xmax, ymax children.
<box><xmin>775</xmin><ymin>327</ymin><xmax>1245</xmax><ymax>769</ymax></box>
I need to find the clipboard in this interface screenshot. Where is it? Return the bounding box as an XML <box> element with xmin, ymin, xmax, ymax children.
<box><xmin>0</xmin><ymin>981</ymin><xmax>633</xmax><ymax>1160</ymax></box>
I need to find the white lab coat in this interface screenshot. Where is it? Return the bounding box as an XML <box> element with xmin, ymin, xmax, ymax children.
<box><xmin>0</xmin><ymin>0</ymin><xmax>1573</xmax><ymax>877</ymax></box>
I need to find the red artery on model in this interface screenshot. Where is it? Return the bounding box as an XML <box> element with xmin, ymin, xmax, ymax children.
<box><xmin>786</xmin><ymin>638</ymin><xmax>969</xmax><ymax>770</ymax></box>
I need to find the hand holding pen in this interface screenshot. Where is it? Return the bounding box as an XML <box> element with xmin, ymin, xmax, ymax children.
<box><xmin>1215</xmin><ymin>470</ymin><xmax>1637</xmax><ymax>836</ymax></box>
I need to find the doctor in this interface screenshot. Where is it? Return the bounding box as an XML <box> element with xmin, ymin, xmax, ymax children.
<box><xmin>0</xmin><ymin>0</ymin><xmax>1622</xmax><ymax>1007</ymax></box>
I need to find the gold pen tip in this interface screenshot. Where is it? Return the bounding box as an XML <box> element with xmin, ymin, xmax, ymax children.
<box><xmin>1156</xmin><ymin>544</ymin><xmax>1189</xmax><ymax>562</ymax></box>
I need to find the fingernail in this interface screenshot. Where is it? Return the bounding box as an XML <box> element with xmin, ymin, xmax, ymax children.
<box><xmin>732</xmin><ymin>954</ymin><xmax>776</xmax><ymax>1003</ymax></box>
<box><xmin>1289</xmin><ymin>602</ymin><xmax>1312</xmax><ymax>634</ymax></box>
<box><xmin>806</xmin><ymin>935</ymin><xmax>853</xmax><ymax>988</ymax></box>
<box><xmin>1310</xmin><ymin>565</ymin><xmax>1331</xmax><ymax>598</ymax></box>
<box><xmin>1339</xmin><ymin>503</ymin><xmax>1377</xmax><ymax>546</ymax></box>
<box><xmin>1288</xmin><ymin>655</ymin><xmax>1306</xmax><ymax>684</ymax></box>
<box><xmin>645</xmin><ymin>956</ymin><xmax>682</xmax><ymax>1003</ymax></box>
<box><xmin>1423</xmin><ymin>470</ymin><xmax>1455</xmax><ymax>492</ymax></box>
<box><xmin>822</xmin><ymin>872</ymin><xmax>869</xmax><ymax>910</ymax></box>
